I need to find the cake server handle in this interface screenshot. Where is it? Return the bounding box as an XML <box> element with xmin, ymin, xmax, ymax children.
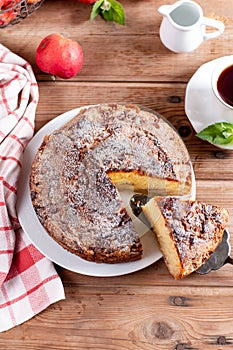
<box><xmin>196</xmin><ymin>229</ymin><xmax>232</xmax><ymax>274</ymax></box>
<box><xmin>130</xmin><ymin>194</ymin><xmax>152</xmax><ymax>227</ymax></box>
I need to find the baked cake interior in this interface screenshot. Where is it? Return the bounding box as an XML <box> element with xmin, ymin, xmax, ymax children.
<box><xmin>108</xmin><ymin>170</ymin><xmax>189</xmax><ymax>196</ymax></box>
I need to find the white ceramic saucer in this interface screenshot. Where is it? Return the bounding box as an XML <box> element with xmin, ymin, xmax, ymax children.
<box><xmin>185</xmin><ymin>55</ymin><xmax>233</xmax><ymax>149</ymax></box>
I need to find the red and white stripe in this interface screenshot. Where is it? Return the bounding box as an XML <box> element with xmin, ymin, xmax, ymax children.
<box><xmin>0</xmin><ymin>44</ymin><xmax>65</xmax><ymax>333</ymax></box>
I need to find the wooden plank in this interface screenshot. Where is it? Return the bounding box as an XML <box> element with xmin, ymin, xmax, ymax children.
<box><xmin>58</xmin><ymin>259</ymin><xmax>233</xmax><ymax>288</ymax></box>
<box><xmin>35</xmin><ymin>81</ymin><xmax>233</xmax><ymax>181</ymax></box>
<box><xmin>1</xmin><ymin>285</ymin><xmax>233</xmax><ymax>350</ymax></box>
<box><xmin>0</xmin><ymin>0</ymin><xmax>232</xmax><ymax>82</ymax></box>
<box><xmin>1</xmin><ymin>0</ymin><xmax>233</xmax><ymax>346</ymax></box>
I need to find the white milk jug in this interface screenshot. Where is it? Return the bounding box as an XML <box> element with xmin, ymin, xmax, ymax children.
<box><xmin>158</xmin><ymin>0</ymin><xmax>225</xmax><ymax>53</ymax></box>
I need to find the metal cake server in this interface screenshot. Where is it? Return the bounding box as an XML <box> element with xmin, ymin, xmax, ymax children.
<box><xmin>130</xmin><ymin>194</ymin><xmax>233</xmax><ymax>274</ymax></box>
<box><xmin>196</xmin><ymin>229</ymin><xmax>233</xmax><ymax>274</ymax></box>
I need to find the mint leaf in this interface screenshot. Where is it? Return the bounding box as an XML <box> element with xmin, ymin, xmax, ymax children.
<box><xmin>197</xmin><ymin>122</ymin><xmax>233</xmax><ymax>145</ymax></box>
<box><xmin>90</xmin><ymin>0</ymin><xmax>104</xmax><ymax>21</ymax></box>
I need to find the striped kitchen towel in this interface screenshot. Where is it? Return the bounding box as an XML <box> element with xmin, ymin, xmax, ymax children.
<box><xmin>0</xmin><ymin>44</ymin><xmax>65</xmax><ymax>332</ymax></box>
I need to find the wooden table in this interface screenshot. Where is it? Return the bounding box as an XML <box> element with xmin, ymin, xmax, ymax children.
<box><xmin>1</xmin><ymin>0</ymin><xmax>233</xmax><ymax>349</ymax></box>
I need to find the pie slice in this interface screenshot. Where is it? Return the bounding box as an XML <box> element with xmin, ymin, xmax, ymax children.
<box><xmin>142</xmin><ymin>196</ymin><xmax>229</xmax><ymax>279</ymax></box>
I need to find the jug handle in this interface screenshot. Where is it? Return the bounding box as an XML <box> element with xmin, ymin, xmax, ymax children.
<box><xmin>202</xmin><ymin>17</ymin><xmax>225</xmax><ymax>41</ymax></box>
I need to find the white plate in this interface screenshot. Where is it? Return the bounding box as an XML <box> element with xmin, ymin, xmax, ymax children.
<box><xmin>185</xmin><ymin>55</ymin><xmax>233</xmax><ymax>149</ymax></box>
<box><xmin>17</xmin><ymin>106</ymin><xmax>195</xmax><ymax>277</ymax></box>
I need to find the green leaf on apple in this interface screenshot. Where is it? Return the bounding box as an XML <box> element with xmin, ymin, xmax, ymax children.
<box><xmin>90</xmin><ymin>0</ymin><xmax>125</xmax><ymax>25</ymax></box>
<box><xmin>90</xmin><ymin>0</ymin><xmax>104</xmax><ymax>21</ymax></box>
<box><xmin>196</xmin><ymin>122</ymin><xmax>233</xmax><ymax>145</ymax></box>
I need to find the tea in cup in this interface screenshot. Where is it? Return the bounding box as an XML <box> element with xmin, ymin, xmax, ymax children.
<box><xmin>212</xmin><ymin>56</ymin><xmax>233</xmax><ymax>109</ymax></box>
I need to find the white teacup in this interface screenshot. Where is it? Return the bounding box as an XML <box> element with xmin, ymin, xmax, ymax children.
<box><xmin>212</xmin><ymin>56</ymin><xmax>233</xmax><ymax>110</ymax></box>
<box><xmin>158</xmin><ymin>0</ymin><xmax>225</xmax><ymax>53</ymax></box>
<box><xmin>185</xmin><ymin>56</ymin><xmax>233</xmax><ymax>150</ymax></box>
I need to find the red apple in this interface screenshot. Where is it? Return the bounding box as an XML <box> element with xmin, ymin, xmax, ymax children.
<box><xmin>35</xmin><ymin>33</ymin><xmax>83</xmax><ymax>79</ymax></box>
<box><xmin>77</xmin><ymin>0</ymin><xmax>96</xmax><ymax>3</ymax></box>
